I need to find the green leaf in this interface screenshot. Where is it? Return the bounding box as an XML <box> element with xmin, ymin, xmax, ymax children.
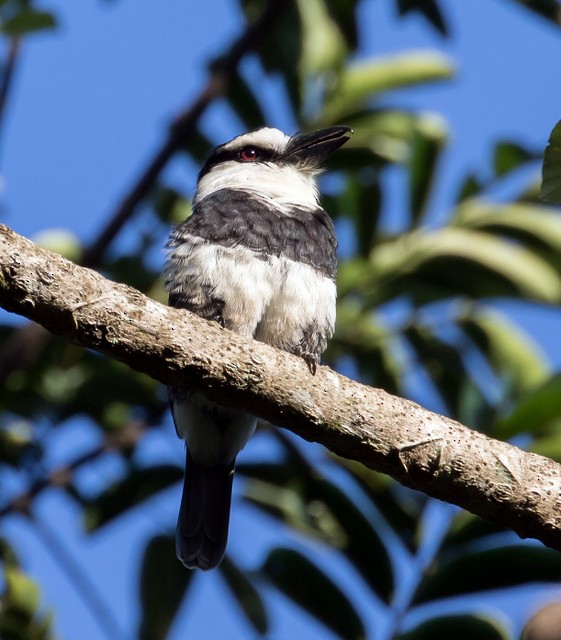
<box><xmin>408</xmin><ymin>115</ymin><xmax>448</xmax><ymax>225</ymax></box>
<box><xmin>512</xmin><ymin>0</ymin><xmax>561</xmax><ymax>27</ymax></box>
<box><xmin>333</xmin><ymin>172</ymin><xmax>382</xmax><ymax>256</ymax></box>
<box><xmin>1</xmin><ymin>9</ymin><xmax>57</xmax><ymax>35</ymax></box>
<box><xmin>530</xmin><ymin>430</ymin><xmax>561</xmax><ymax>462</ymax></box>
<box><xmin>0</xmin><ymin>419</ymin><xmax>34</xmax><ymax>466</ymax></box>
<box><xmin>495</xmin><ymin>373</ymin><xmax>561</xmax><ymax>438</ymax></box>
<box><xmin>151</xmin><ymin>186</ymin><xmax>191</xmax><ymax>224</ymax></box>
<box><xmin>332</xmin><ymin>456</ymin><xmax>424</xmax><ymax>549</ymax></box>
<box><xmin>320</xmin><ymin>52</ymin><xmax>454</xmax><ymax>123</ymax></box>
<box><xmin>455</xmin><ymin>173</ymin><xmax>482</xmax><ymax>203</ymax></box>
<box><xmin>414</xmin><ymin>546</ymin><xmax>561</xmax><ymax>604</ymax></box>
<box><xmin>457</xmin><ymin>307</ymin><xmax>549</xmax><ymax>396</ymax></box>
<box><xmin>396</xmin><ymin>0</ymin><xmax>449</xmax><ymax>36</ymax></box>
<box><xmin>403</xmin><ymin>324</ymin><xmax>475</xmax><ymax>417</ymax></box>
<box><xmin>541</xmin><ymin>119</ymin><xmax>561</xmax><ymax>203</ymax></box>
<box><xmin>397</xmin><ymin>614</ymin><xmax>509</xmax><ymax>640</ymax></box>
<box><xmin>296</xmin><ymin>0</ymin><xmax>347</xmax><ymax>76</ymax></box>
<box><xmin>311</xmin><ymin>477</ymin><xmax>394</xmax><ymax>602</ymax></box>
<box><xmin>138</xmin><ymin>534</ymin><xmax>194</xmax><ymax>640</ymax></box>
<box><xmin>32</xmin><ymin>229</ymin><xmax>82</xmax><ymax>262</ymax></box>
<box><xmin>0</xmin><ymin>537</ymin><xmax>20</xmax><ymax>566</ymax></box>
<box><xmin>243</xmin><ymin>456</ymin><xmax>393</xmax><ymax>601</ymax></box>
<box><xmin>343</xmin><ymin>110</ymin><xmax>417</xmax><ymax>163</ymax></box>
<box><xmin>453</xmin><ymin>202</ymin><xmax>561</xmax><ymax>264</ymax></box>
<box><xmin>494</xmin><ymin>141</ymin><xmax>535</xmax><ymax>177</ymax></box>
<box><xmin>219</xmin><ymin>556</ymin><xmax>268</xmax><ymax>635</ymax></box>
<box><xmin>238</xmin><ymin>461</ymin><xmax>295</xmax><ymax>485</ymax></box>
<box><xmin>440</xmin><ymin>511</ymin><xmax>507</xmax><ymax>551</ymax></box>
<box><xmin>332</xmin><ymin>302</ymin><xmax>402</xmax><ymax>394</ymax></box>
<box><xmin>4</xmin><ymin>567</ymin><xmax>40</xmax><ymax>618</ymax></box>
<box><xmin>262</xmin><ymin>547</ymin><xmax>366</xmax><ymax>640</ymax></box>
<box><xmin>58</xmin><ymin>355</ymin><xmax>160</xmax><ymax>428</ymax></box>
<box><xmin>224</xmin><ymin>71</ymin><xmax>267</xmax><ymax>130</ymax></box>
<box><xmin>84</xmin><ymin>465</ymin><xmax>184</xmax><ymax>531</ymax></box>
<box><xmin>322</xmin><ymin>0</ymin><xmax>358</xmax><ymax>49</ymax></box>
<box><xmin>0</xmin><ymin>566</ymin><xmax>55</xmax><ymax>640</ymax></box>
<box><xmin>361</xmin><ymin>227</ymin><xmax>561</xmax><ymax>305</ymax></box>
<box><xmin>244</xmin><ymin>472</ymin><xmax>357</xmax><ymax>551</ymax></box>
<box><xmin>343</xmin><ymin>110</ymin><xmax>447</xmax><ymax>165</ymax></box>
<box><xmin>238</xmin><ymin>0</ymin><xmax>302</xmax><ymax>111</ymax></box>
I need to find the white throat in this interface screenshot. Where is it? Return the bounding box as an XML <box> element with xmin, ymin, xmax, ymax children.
<box><xmin>194</xmin><ymin>161</ymin><xmax>321</xmax><ymax>213</ymax></box>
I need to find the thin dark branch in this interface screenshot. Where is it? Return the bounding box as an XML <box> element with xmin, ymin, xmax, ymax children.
<box><xmin>81</xmin><ymin>0</ymin><xmax>286</xmax><ymax>267</ymax></box>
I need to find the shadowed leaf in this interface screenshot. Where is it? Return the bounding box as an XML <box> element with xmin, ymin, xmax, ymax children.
<box><xmin>457</xmin><ymin>307</ymin><xmax>549</xmax><ymax>396</ymax></box>
<box><xmin>408</xmin><ymin>116</ymin><xmax>447</xmax><ymax>226</ymax></box>
<box><xmin>220</xmin><ymin>556</ymin><xmax>268</xmax><ymax>635</ymax></box>
<box><xmin>414</xmin><ymin>546</ymin><xmax>561</xmax><ymax>604</ymax></box>
<box><xmin>320</xmin><ymin>52</ymin><xmax>454</xmax><ymax>123</ymax></box>
<box><xmin>138</xmin><ymin>535</ymin><xmax>194</xmax><ymax>640</ymax></box>
<box><xmin>262</xmin><ymin>547</ymin><xmax>366</xmax><ymax>640</ymax></box>
<box><xmin>511</xmin><ymin>0</ymin><xmax>561</xmax><ymax>27</ymax></box>
<box><xmin>396</xmin><ymin>0</ymin><xmax>449</xmax><ymax>35</ymax></box>
<box><xmin>494</xmin><ymin>141</ymin><xmax>536</xmax><ymax>177</ymax></box>
<box><xmin>541</xmin><ymin>119</ymin><xmax>561</xmax><ymax>203</ymax></box>
<box><xmin>310</xmin><ymin>477</ymin><xmax>394</xmax><ymax>602</ymax></box>
<box><xmin>397</xmin><ymin>614</ymin><xmax>509</xmax><ymax>640</ymax></box>
<box><xmin>357</xmin><ymin>227</ymin><xmax>561</xmax><ymax>305</ymax></box>
<box><xmin>1</xmin><ymin>9</ymin><xmax>57</xmax><ymax>35</ymax></box>
<box><xmin>84</xmin><ymin>465</ymin><xmax>183</xmax><ymax>531</ymax></box>
<box><xmin>495</xmin><ymin>373</ymin><xmax>561</xmax><ymax>438</ymax></box>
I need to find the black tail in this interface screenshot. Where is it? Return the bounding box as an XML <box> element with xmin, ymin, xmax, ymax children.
<box><xmin>176</xmin><ymin>449</ymin><xmax>235</xmax><ymax>571</ymax></box>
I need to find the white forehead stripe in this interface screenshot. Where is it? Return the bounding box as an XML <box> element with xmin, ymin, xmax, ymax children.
<box><xmin>220</xmin><ymin>127</ymin><xmax>292</xmax><ymax>153</ymax></box>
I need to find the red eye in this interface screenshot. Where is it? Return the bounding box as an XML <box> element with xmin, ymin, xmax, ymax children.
<box><xmin>239</xmin><ymin>147</ymin><xmax>259</xmax><ymax>162</ymax></box>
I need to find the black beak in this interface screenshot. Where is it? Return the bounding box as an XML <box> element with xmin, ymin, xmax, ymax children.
<box><xmin>284</xmin><ymin>126</ymin><xmax>352</xmax><ymax>166</ymax></box>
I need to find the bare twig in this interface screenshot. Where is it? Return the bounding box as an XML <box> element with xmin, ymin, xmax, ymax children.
<box><xmin>2</xmin><ymin>223</ymin><xmax>561</xmax><ymax>552</ymax></box>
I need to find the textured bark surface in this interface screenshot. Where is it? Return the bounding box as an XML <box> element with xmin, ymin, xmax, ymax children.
<box><xmin>1</xmin><ymin>222</ymin><xmax>561</xmax><ymax>550</ymax></box>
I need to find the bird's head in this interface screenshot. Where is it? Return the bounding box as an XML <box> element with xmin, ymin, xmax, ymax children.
<box><xmin>194</xmin><ymin>126</ymin><xmax>352</xmax><ymax>211</ymax></box>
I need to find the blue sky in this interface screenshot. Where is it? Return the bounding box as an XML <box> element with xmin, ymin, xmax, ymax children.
<box><xmin>4</xmin><ymin>1</ymin><xmax>561</xmax><ymax>639</ymax></box>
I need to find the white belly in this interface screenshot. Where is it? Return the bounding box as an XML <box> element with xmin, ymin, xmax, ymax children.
<box><xmin>166</xmin><ymin>238</ymin><xmax>337</xmax><ymax>348</ymax></box>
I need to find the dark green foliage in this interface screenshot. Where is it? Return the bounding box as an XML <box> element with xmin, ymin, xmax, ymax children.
<box><xmin>138</xmin><ymin>535</ymin><xmax>194</xmax><ymax>640</ymax></box>
<box><xmin>84</xmin><ymin>465</ymin><xmax>184</xmax><ymax>531</ymax></box>
<box><xmin>397</xmin><ymin>614</ymin><xmax>509</xmax><ymax>640</ymax></box>
<box><xmin>219</xmin><ymin>556</ymin><xmax>269</xmax><ymax>635</ymax></box>
<box><xmin>0</xmin><ymin>6</ymin><xmax>56</xmax><ymax>35</ymax></box>
<box><xmin>262</xmin><ymin>547</ymin><xmax>366</xmax><ymax>640</ymax></box>
<box><xmin>541</xmin><ymin>119</ymin><xmax>561</xmax><ymax>203</ymax></box>
<box><xmin>413</xmin><ymin>546</ymin><xmax>561</xmax><ymax>604</ymax></box>
<box><xmin>396</xmin><ymin>0</ymin><xmax>449</xmax><ymax>35</ymax></box>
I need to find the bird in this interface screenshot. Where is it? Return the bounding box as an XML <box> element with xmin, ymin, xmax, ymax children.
<box><xmin>165</xmin><ymin>125</ymin><xmax>352</xmax><ymax>570</ymax></box>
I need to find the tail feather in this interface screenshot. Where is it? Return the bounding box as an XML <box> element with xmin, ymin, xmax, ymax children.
<box><xmin>176</xmin><ymin>449</ymin><xmax>235</xmax><ymax>571</ymax></box>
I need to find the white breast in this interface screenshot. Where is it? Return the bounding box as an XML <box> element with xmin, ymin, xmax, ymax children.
<box><xmin>166</xmin><ymin>235</ymin><xmax>336</xmax><ymax>347</ymax></box>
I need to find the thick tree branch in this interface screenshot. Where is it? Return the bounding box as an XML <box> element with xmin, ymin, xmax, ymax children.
<box><xmin>2</xmin><ymin>223</ymin><xmax>561</xmax><ymax>550</ymax></box>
